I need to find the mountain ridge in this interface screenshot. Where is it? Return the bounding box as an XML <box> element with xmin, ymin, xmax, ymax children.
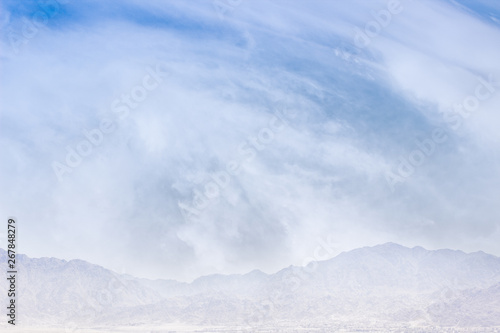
<box><xmin>1</xmin><ymin>243</ymin><xmax>500</xmax><ymax>328</ymax></box>
<box><xmin>2</xmin><ymin>242</ymin><xmax>500</xmax><ymax>286</ymax></box>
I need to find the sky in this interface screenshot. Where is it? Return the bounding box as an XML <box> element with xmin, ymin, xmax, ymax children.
<box><xmin>0</xmin><ymin>0</ymin><xmax>499</xmax><ymax>281</ymax></box>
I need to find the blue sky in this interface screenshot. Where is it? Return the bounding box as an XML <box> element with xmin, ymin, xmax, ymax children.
<box><xmin>1</xmin><ymin>0</ymin><xmax>500</xmax><ymax>281</ymax></box>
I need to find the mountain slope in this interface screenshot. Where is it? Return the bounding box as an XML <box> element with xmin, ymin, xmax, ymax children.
<box><xmin>1</xmin><ymin>243</ymin><xmax>499</xmax><ymax>328</ymax></box>
<box><xmin>0</xmin><ymin>249</ymin><xmax>162</xmax><ymax>326</ymax></box>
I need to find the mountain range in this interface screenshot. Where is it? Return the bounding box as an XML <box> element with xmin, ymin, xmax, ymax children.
<box><xmin>1</xmin><ymin>243</ymin><xmax>499</xmax><ymax>331</ymax></box>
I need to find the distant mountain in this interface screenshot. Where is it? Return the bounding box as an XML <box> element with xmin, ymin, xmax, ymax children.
<box><xmin>0</xmin><ymin>249</ymin><xmax>162</xmax><ymax>326</ymax></box>
<box><xmin>427</xmin><ymin>282</ymin><xmax>500</xmax><ymax>327</ymax></box>
<box><xmin>1</xmin><ymin>243</ymin><xmax>499</xmax><ymax>330</ymax></box>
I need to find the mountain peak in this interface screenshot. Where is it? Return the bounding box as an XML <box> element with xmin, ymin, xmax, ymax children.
<box><xmin>376</xmin><ymin>242</ymin><xmax>408</xmax><ymax>249</ymax></box>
